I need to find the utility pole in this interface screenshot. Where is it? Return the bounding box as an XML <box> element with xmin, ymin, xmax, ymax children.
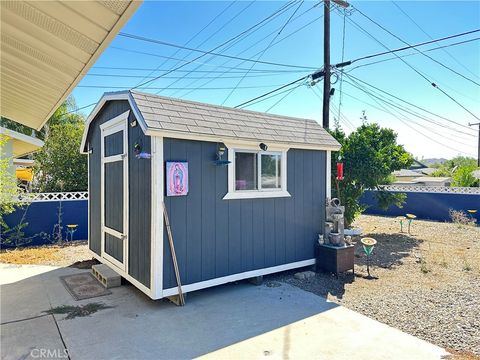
<box><xmin>323</xmin><ymin>0</ymin><xmax>349</xmax><ymax>129</ymax></box>
<box><xmin>469</xmin><ymin>122</ymin><xmax>480</xmax><ymax>166</ymax></box>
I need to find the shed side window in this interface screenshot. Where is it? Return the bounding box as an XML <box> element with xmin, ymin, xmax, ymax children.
<box><xmin>235</xmin><ymin>152</ymin><xmax>257</xmax><ymax>190</ymax></box>
<box><xmin>225</xmin><ymin>148</ymin><xmax>290</xmax><ymax>200</ymax></box>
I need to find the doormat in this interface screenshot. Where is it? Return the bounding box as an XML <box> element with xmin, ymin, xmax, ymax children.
<box><xmin>60</xmin><ymin>272</ymin><xmax>111</xmax><ymax>301</ymax></box>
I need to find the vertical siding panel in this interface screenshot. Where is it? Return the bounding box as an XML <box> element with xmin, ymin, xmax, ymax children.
<box><xmin>228</xmin><ymin>201</ymin><xmax>242</xmax><ymax>274</ymax></box>
<box><xmin>167</xmin><ymin>140</ymin><xmax>188</xmax><ymax>288</ymax></box>
<box><xmin>274</xmin><ymin>198</ymin><xmax>286</xmax><ymax>264</ymax></box>
<box><xmin>163</xmin><ymin>140</ymin><xmax>173</xmax><ymax>288</ymax></box>
<box><xmin>285</xmin><ymin>150</ymin><xmax>296</xmax><ymax>263</ymax></box>
<box><xmin>312</xmin><ymin>151</ymin><xmax>323</xmax><ymax>245</ymax></box>
<box><xmin>201</xmin><ymin>142</ymin><xmax>216</xmax><ymax>279</ymax></box>
<box><xmin>294</xmin><ymin>150</ymin><xmax>304</xmax><ymax>261</ymax></box>
<box><xmin>252</xmin><ymin>200</ymin><xmax>264</xmax><ymax>269</ymax></box>
<box><xmin>303</xmin><ymin>150</ymin><xmax>315</xmax><ymax>259</ymax></box>
<box><xmin>240</xmin><ymin>200</ymin><xmax>253</xmax><ymax>271</ymax></box>
<box><xmin>159</xmin><ymin>140</ymin><xmax>326</xmax><ymax>289</ymax></box>
<box><xmin>186</xmin><ymin>141</ymin><xmax>202</xmax><ymax>284</ymax></box>
<box><xmin>214</xmin><ymin>161</ymin><xmax>229</xmax><ymax>277</ymax></box>
<box><xmin>263</xmin><ymin>198</ymin><xmax>275</xmax><ymax>267</ymax></box>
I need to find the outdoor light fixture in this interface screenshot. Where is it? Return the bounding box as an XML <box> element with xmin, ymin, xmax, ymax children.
<box><xmin>213</xmin><ymin>144</ymin><xmax>231</xmax><ymax>166</ymax></box>
<box><xmin>259</xmin><ymin>143</ymin><xmax>268</xmax><ymax>151</ymax></box>
<box><xmin>330</xmin><ymin>88</ymin><xmax>335</xmax><ymax>96</ymax></box>
<box><xmin>130</xmin><ymin>119</ymin><xmax>137</xmax><ymax>127</ymax></box>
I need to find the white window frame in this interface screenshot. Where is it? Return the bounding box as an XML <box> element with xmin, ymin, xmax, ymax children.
<box><xmin>223</xmin><ymin>143</ymin><xmax>290</xmax><ymax>200</ymax></box>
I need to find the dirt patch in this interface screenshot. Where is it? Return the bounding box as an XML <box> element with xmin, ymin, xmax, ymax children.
<box><xmin>0</xmin><ymin>241</ymin><xmax>91</xmax><ymax>267</ymax></box>
<box><xmin>270</xmin><ymin>215</ymin><xmax>480</xmax><ymax>356</ymax></box>
<box><xmin>44</xmin><ymin>303</ymin><xmax>113</xmax><ymax>320</ymax></box>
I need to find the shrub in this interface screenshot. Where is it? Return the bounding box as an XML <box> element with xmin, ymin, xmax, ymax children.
<box><xmin>449</xmin><ymin>209</ymin><xmax>476</xmax><ymax>227</ymax></box>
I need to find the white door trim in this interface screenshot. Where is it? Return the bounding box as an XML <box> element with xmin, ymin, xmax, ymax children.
<box><xmin>100</xmin><ymin>111</ymin><xmax>129</xmax><ymax>273</ymax></box>
<box><xmin>150</xmin><ymin>136</ymin><xmax>164</xmax><ymax>299</ymax></box>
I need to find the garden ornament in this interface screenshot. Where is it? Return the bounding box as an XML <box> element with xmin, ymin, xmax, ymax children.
<box><xmin>336</xmin><ymin>155</ymin><xmax>344</xmax><ymax>181</ymax></box>
<box><xmin>397</xmin><ymin>216</ymin><xmax>406</xmax><ymax>232</ymax></box>
<box><xmin>406</xmin><ymin>214</ymin><xmax>416</xmax><ymax>234</ymax></box>
<box><xmin>66</xmin><ymin>224</ymin><xmax>78</xmax><ymax>241</ymax></box>
<box><xmin>361</xmin><ymin>237</ymin><xmax>377</xmax><ymax>278</ymax></box>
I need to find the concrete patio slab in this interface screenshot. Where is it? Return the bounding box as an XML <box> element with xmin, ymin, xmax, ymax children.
<box><xmin>0</xmin><ymin>264</ymin><xmax>449</xmax><ymax>360</ymax></box>
<box><xmin>1</xmin><ymin>315</ymin><xmax>67</xmax><ymax>360</ymax></box>
<box><xmin>199</xmin><ymin>306</ymin><xmax>447</xmax><ymax>360</ymax></box>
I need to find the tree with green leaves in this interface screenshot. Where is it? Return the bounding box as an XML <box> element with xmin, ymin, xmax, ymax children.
<box><xmin>0</xmin><ymin>134</ymin><xmax>19</xmax><ymax>226</ymax></box>
<box><xmin>26</xmin><ymin>96</ymin><xmax>88</xmax><ymax>192</ymax></box>
<box><xmin>34</xmin><ymin>122</ymin><xmax>87</xmax><ymax>192</ymax></box>
<box><xmin>431</xmin><ymin>156</ymin><xmax>479</xmax><ymax>187</ymax></box>
<box><xmin>329</xmin><ymin>123</ymin><xmax>413</xmax><ymax>228</ymax></box>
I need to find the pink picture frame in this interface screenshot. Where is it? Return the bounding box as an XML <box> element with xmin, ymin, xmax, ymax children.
<box><xmin>166</xmin><ymin>161</ymin><xmax>188</xmax><ymax>196</ymax></box>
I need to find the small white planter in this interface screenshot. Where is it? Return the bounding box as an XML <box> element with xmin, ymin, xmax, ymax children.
<box><xmin>344</xmin><ymin>228</ymin><xmax>362</xmax><ymax>236</ymax></box>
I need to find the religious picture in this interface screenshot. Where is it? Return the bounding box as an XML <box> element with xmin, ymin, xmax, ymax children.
<box><xmin>166</xmin><ymin>161</ymin><xmax>188</xmax><ymax>196</ymax></box>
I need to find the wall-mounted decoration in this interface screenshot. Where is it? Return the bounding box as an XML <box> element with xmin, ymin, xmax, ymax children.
<box><xmin>166</xmin><ymin>161</ymin><xmax>188</xmax><ymax>196</ymax></box>
<box><xmin>134</xmin><ymin>140</ymin><xmax>151</xmax><ymax>159</ymax></box>
<box><xmin>212</xmin><ymin>144</ymin><xmax>231</xmax><ymax>166</ymax></box>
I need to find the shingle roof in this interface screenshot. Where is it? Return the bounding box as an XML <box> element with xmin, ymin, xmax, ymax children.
<box><xmin>130</xmin><ymin>90</ymin><xmax>340</xmax><ymax>150</ymax></box>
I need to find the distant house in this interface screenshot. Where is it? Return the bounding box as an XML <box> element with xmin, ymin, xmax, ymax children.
<box><xmin>393</xmin><ymin>169</ymin><xmax>425</xmax><ymax>182</ymax></box>
<box><xmin>392</xmin><ymin>159</ymin><xmax>446</xmax><ymax>186</ymax></box>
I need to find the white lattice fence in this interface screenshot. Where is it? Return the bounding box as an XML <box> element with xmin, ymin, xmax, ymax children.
<box><xmin>17</xmin><ymin>191</ymin><xmax>88</xmax><ymax>202</ymax></box>
<box><xmin>379</xmin><ymin>185</ymin><xmax>480</xmax><ymax>195</ymax></box>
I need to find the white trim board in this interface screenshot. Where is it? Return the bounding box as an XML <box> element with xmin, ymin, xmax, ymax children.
<box><xmin>89</xmin><ymin>250</ymin><xmax>153</xmax><ymax>298</ymax></box>
<box><xmin>100</xmin><ymin>112</ymin><xmax>129</xmax><ymax>274</ymax></box>
<box><xmin>80</xmin><ymin>92</ymin><xmax>145</xmax><ymax>153</ymax></box>
<box><xmin>163</xmin><ymin>259</ymin><xmax>316</xmax><ymax>297</ymax></box>
<box><xmin>223</xmin><ymin>146</ymin><xmax>290</xmax><ymax>200</ymax></box>
<box><xmin>150</xmin><ymin>136</ymin><xmax>164</xmax><ymax>299</ymax></box>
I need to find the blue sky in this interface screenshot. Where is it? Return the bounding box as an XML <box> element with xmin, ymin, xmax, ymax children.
<box><xmin>72</xmin><ymin>1</ymin><xmax>480</xmax><ymax>159</ymax></box>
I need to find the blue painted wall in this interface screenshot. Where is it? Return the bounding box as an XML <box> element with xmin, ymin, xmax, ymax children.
<box><xmin>1</xmin><ymin>200</ymin><xmax>88</xmax><ymax>247</ymax></box>
<box><xmin>361</xmin><ymin>191</ymin><xmax>480</xmax><ymax>223</ymax></box>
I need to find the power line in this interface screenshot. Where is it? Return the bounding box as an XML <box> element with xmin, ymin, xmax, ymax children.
<box><xmin>336</xmin><ymin>28</ymin><xmax>480</xmax><ymax>67</ymax></box>
<box><xmin>342</xmin><ymin>78</ymin><xmax>476</xmax><ymax>155</ymax></box>
<box><xmin>160</xmin><ymin>1</ymin><xmax>306</xmax><ymax>97</ymax></box>
<box><xmin>351</xmin><ymin>5</ymin><xmax>480</xmax><ymax>87</ymax></box>
<box><xmin>221</xmin><ymin>0</ymin><xmax>305</xmax><ymax>105</ymax></box>
<box><xmin>346</xmin><ymin>37</ymin><xmax>480</xmax><ymax>74</ymax></box>
<box><xmin>341</xmin><ymin>11</ymin><xmax>480</xmax><ymax>122</ymax></box>
<box><xmin>238</xmin><ymin>82</ymin><xmax>305</xmax><ymax>109</ymax></box>
<box><xmin>342</xmin><ymin>72</ymin><xmax>476</xmax><ymax>134</ymax></box>
<box><xmin>341</xmin><ymin>85</ymin><xmax>473</xmax><ymax>145</ymax></box>
<box><xmin>119</xmin><ymin>31</ymin><xmax>316</xmax><ymax>70</ymax></box>
<box><xmin>337</xmin><ymin>7</ymin><xmax>347</xmax><ymax>126</ymax></box>
<box><xmin>85</xmin><ymin>72</ymin><xmax>305</xmax><ymax>80</ymax></box>
<box><xmin>265</xmin><ymin>84</ymin><xmax>300</xmax><ymax>112</ymax></box>
<box><xmin>176</xmin><ymin>2</ymin><xmax>326</xmax><ymax>99</ymax></box>
<box><xmin>63</xmin><ymin>102</ymin><xmax>97</xmax><ymax>115</ymax></box>
<box><xmin>91</xmin><ymin>66</ymin><xmax>308</xmax><ymax>74</ymax></box>
<box><xmin>133</xmin><ymin>1</ymin><xmax>238</xmax><ymax>87</ymax></box>
<box><xmin>391</xmin><ymin>1</ymin><xmax>480</xmax><ymax>81</ymax></box>
<box><xmin>131</xmin><ymin>1</ymin><xmax>304</xmax><ymax>90</ymax></box>
<box><xmin>110</xmin><ymin>45</ymin><xmax>314</xmax><ymax>72</ymax></box>
<box><xmin>235</xmin><ymin>75</ymin><xmax>309</xmax><ymax>108</ymax></box>
<box><xmin>77</xmin><ymin>84</ymin><xmax>289</xmax><ymax>90</ymax></box>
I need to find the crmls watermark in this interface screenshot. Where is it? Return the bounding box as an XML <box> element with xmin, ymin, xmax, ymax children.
<box><xmin>30</xmin><ymin>348</ymin><xmax>68</xmax><ymax>359</ymax></box>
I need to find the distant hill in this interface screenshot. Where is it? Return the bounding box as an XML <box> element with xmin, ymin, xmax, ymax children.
<box><xmin>421</xmin><ymin>158</ymin><xmax>448</xmax><ymax>166</ymax></box>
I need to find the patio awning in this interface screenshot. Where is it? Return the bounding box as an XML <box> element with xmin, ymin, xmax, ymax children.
<box><xmin>0</xmin><ymin>1</ymin><xmax>141</xmax><ymax>130</ymax></box>
<box><xmin>0</xmin><ymin>126</ymin><xmax>44</xmax><ymax>158</ymax></box>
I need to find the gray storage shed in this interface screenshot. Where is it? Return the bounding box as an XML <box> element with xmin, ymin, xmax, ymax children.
<box><xmin>81</xmin><ymin>90</ymin><xmax>341</xmax><ymax>299</ymax></box>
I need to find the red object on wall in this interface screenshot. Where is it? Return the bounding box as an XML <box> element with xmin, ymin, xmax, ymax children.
<box><xmin>336</xmin><ymin>162</ymin><xmax>344</xmax><ymax>181</ymax></box>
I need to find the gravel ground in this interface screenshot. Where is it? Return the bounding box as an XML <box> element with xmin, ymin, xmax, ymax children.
<box><xmin>2</xmin><ymin>215</ymin><xmax>479</xmax><ymax>357</ymax></box>
<box><xmin>0</xmin><ymin>240</ymin><xmax>91</xmax><ymax>267</ymax></box>
<box><xmin>270</xmin><ymin>215</ymin><xmax>480</xmax><ymax>358</ymax></box>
